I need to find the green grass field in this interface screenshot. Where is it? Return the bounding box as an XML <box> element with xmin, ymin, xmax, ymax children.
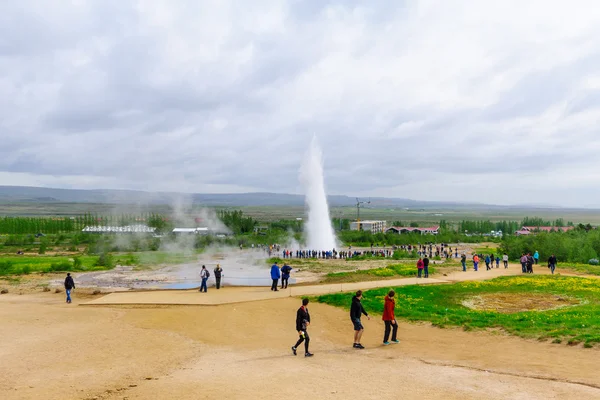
<box><xmin>323</xmin><ymin>262</ymin><xmax>435</xmax><ymax>283</ymax></box>
<box><xmin>317</xmin><ymin>275</ymin><xmax>600</xmax><ymax>347</ymax></box>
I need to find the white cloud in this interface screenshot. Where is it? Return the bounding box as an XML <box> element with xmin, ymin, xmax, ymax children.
<box><xmin>1</xmin><ymin>0</ymin><xmax>600</xmax><ymax>206</ymax></box>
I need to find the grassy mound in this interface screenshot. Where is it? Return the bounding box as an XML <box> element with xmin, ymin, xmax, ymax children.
<box><xmin>317</xmin><ymin>275</ymin><xmax>600</xmax><ymax>347</ymax></box>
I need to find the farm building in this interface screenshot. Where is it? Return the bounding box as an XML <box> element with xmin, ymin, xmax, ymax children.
<box><xmin>350</xmin><ymin>220</ymin><xmax>387</xmax><ymax>234</ymax></box>
<box><xmin>385</xmin><ymin>225</ymin><xmax>440</xmax><ymax>235</ymax></box>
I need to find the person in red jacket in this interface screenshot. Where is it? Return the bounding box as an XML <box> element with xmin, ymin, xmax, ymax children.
<box><xmin>382</xmin><ymin>290</ymin><xmax>399</xmax><ymax>345</ymax></box>
<box><xmin>417</xmin><ymin>257</ymin><xmax>424</xmax><ymax>278</ymax></box>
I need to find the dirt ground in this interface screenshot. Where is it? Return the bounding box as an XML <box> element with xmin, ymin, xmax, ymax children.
<box><xmin>1</xmin><ymin>288</ymin><xmax>600</xmax><ymax>400</ymax></box>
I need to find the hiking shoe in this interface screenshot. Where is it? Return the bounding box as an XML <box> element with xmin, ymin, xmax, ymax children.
<box><xmin>383</xmin><ymin>341</ymin><xmax>390</xmax><ymax>346</ymax></box>
<box><xmin>355</xmin><ymin>343</ymin><xmax>365</xmax><ymax>349</ymax></box>
<box><xmin>391</xmin><ymin>340</ymin><xmax>400</xmax><ymax>344</ymax></box>
<box><xmin>291</xmin><ymin>346</ymin><xmax>297</xmax><ymax>356</ymax></box>
<box><xmin>305</xmin><ymin>352</ymin><xmax>314</xmax><ymax>357</ymax></box>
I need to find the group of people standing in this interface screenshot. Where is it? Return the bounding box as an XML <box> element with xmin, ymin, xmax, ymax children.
<box><xmin>198</xmin><ymin>264</ymin><xmax>223</xmax><ymax>292</ymax></box>
<box><xmin>292</xmin><ymin>289</ymin><xmax>399</xmax><ymax>357</ymax></box>
<box><xmin>270</xmin><ymin>261</ymin><xmax>293</xmax><ymax>291</ymax></box>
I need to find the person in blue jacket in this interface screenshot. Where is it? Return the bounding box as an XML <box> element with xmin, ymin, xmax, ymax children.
<box><xmin>270</xmin><ymin>262</ymin><xmax>281</xmax><ymax>291</ymax></box>
<box><xmin>533</xmin><ymin>250</ymin><xmax>539</xmax><ymax>265</ymax></box>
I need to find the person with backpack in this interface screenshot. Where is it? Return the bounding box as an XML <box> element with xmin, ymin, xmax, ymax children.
<box><xmin>213</xmin><ymin>264</ymin><xmax>223</xmax><ymax>289</ymax></box>
<box><xmin>64</xmin><ymin>273</ymin><xmax>75</xmax><ymax>303</ymax></box>
<box><xmin>495</xmin><ymin>255</ymin><xmax>500</xmax><ymax>268</ymax></box>
<box><xmin>350</xmin><ymin>290</ymin><xmax>370</xmax><ymax>349</ymax></box>
<box><xmin>460</xmin><ymin>254</ymin><xmax>467</xmax><ymax>271</ymax></box>
<box><xmin>281</xmin><ymin>263</ymin><xmax>292</xmax><ymax>289</ymax></box>
<box><xmin>382</xmin><ymin>290</ymin><xmax>400</xmax><ymax>345</ymax></box>
<box><xmin>199</xmin><ymin>265</ymin><xmax>209</xmax><ymax>292</ymax></box>
<box><xmin>423</xmin><ymin>255</ymin><xmax>430</xmax><ymax>278</ymax></box>
<box><xmin>291</xmin><ymin>298</ymin><xmax>313</xmax><ymax>357</ymax></box>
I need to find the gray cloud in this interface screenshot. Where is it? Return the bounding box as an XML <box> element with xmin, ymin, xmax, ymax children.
<box><xmin>2</xmin><ymin>0</ymin><xmax>600</xmax><ymax>207</ymax></box>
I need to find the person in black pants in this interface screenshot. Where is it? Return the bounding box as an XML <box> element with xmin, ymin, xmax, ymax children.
<box><xmin>281</xmin><ymin>263</ymin><xmax>292</xmax><ymax>289</ymax></box>
<box><xmin>292</xmin><ymin>298</ymin><xmax>313</xmax><ymax>357</ymax></box>
<box><xmin>213</xmin><ymin>264</ymin><xmax>223</xmax><ymax>289</ymax></box>
<box><xmin>423</xmin><ymin>255</ymin><xmax>430</xmax><ymax>278</ymax></box>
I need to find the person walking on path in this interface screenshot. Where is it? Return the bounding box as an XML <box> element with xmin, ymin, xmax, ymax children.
<box><xmin>382</xmin><ymin>290</ymin><xmax>399</xmax><ymax>345</ymax></box>
<box><xmin>214</xmin><ymin>264</ymin><xmax>223</xmax><ymax>289</ymax></box>
<box><xmin>520</xmin><ymin>254</ymin><xmax>527</xmax><ymax>273</ymax></box>
<box><xmin>473</xmin><ymin>254</ymin><xmax>479</xmax><ymax>271</ymax></box>
<box><xmin>351</xmin><ymin>290</ymin><xmax>370</xmax><ymax>349</ymax></box>
<box><xmin>417</xmin><ymin>257</ymin><xmax>424</xmax><ymax>278</ymax></box>
<box><xmin>548</xmin><ymin>254</ymin><xmax>557</xmax><ymax>274</ymax></box>
<box><xmin>526</xmin><ymin>253</ymin><xmax>534</xmax><ymax>273</ymax></box>
<box><xmin>460</xmin><ymin>254</ymin><xmax>467</xmax><ymax>271</ymax></box>
<box><xmin>503</xmin><ymin>254</ymin><xmax>509</xmax><ymax>268</ymax></box>
<box><xmin>199</xmin><ymin>265</ymin><xmax>209</xmax><ymax>292</ymax></box>
<box><xmin>495</xmin><ymin>256</ymin><xmax>500</xmax><ymax>268</ymax></box>
<box><xmin>534</xmin><ymin>251</ymin><xmax>540</xmax><ymax>265</ymax></box>
<box><xmin>423</xmin><ymin>255</ymin><xmax>430</xmax><ymax>278</ymax></box>
<box><xmin>270</xmin><ymin>261</ymin><xmax>280</xmax><ymax>291</ymax></box>
<box><xmin>64</xmin><ymin>273</ymin><xmax>75</xmax><ymax>303</ymax></box>
<box><xmin>281</xmin><ymin>263</ymin><xmax>292</xmax><ymax>289</ymax></box>
<box><xmin>292</xmin><ymin>298</ymin><xmax>313</xmax><ymax>357</ymax></box>
<box><xmin>485</xmin><ymin>255</ymin><xmax>491</xmax><ymax>270</ymax></box>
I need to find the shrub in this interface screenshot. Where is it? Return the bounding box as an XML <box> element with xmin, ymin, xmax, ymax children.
<box><xmin>0</xmin><ymin>260</ymin><xmax>14</xmax><ymax>275</ymax></box>
<box><xmin>95</xmin><ymin>252</ymin><xmax>114</xmax><ymax>268</ymax></box>
<box><xmin>73</xmin><ymin>257</ymin><xmax>82</xmax><ymax>269</ymax></box>
<box><xmin>49</xmin><ymin>261</ymin><xmax>73</xmax><ymax>272</ymax></box>
<box><xmin>21</xmin><ymin>265</ymin><xmax>31</xmax><ymax>275</ymax></box>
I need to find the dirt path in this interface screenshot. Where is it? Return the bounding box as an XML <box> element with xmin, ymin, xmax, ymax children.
<box><xmin>1</xmin><ymin>294</ymin><xmax>599</xmax><ymax>400</ymax></box>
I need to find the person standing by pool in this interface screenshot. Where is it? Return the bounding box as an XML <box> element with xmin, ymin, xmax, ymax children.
<box><xmin>281</xmin><ymin>262</ymin><xmax>292</xmax><ymax>289</ymax></box>
<box><xmin>214</xmin><ymin>264</ymin><xmax>223</xmax><ymax>289</ymax></box>
<box><xmin>270</xmin><ymin>261</ymin><xmax>280</xmax><ymax>291</ymax></box>
<box><xmin>382</xmin><ymin>290</ymin><xmax>399</xmax><ymax>345</ymax></box>
<box><xmin>64</xmin><ymin>273</ymin><xmax>75</xmax><ymax>303</ymax></box>
<box><xmin>199</xmin><ymin>265</ymin><xmax>209</xmax><ymax>292</ymax></box>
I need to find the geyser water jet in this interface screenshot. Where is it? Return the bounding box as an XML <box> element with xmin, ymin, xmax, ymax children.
<box><xmin>299</xmin><ymin>136</ymin><xmax>338</xmax><ymax>250</ymax></box>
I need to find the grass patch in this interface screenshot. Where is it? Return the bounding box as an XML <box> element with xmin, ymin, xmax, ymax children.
<box><xmin>0</xmin><ymin>255</ymin><xmax>101</xmax><ymax>275</ymax></box>
<box><xmin>317</xmin><ymin>275</ymin><xmax>600</xmax><ymax>346</ymax></box>
<box><xmin>323</xmin><ymin>263</ymin><xmax>436</xmax><ymax>283</ymax></box>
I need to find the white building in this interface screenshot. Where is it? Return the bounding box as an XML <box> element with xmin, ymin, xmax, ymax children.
<box><xmin>172</xmin><ymin>227</ymin><xmax>209</xmax><ymax>235</ymax></box>
<box><xmin>350</xmin><ymin>220</ymin><xmax>387</xmax><ymax>234</ymax></box>
<box><xmin>82</xmin><ymin>224</ymin><xmax>156</xmax><ymax>234</ymax></box>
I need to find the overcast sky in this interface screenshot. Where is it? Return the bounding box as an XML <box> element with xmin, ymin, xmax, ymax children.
<box><xmin>2</xmin><ymin>1</ymin><xmax>600</xmax><ymax>207</ymax></box>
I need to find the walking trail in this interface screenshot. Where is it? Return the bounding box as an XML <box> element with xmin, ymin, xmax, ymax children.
<box><xmin>83</xmin><ymin>263</ymin><xmax>562</xmax><ymax>306</ymax></box>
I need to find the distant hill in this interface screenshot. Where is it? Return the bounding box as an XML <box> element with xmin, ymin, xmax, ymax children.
<box><xmin>0</xmin><ymin>185</ymin><xmax>570</xmax><ymax>210</ymax></box>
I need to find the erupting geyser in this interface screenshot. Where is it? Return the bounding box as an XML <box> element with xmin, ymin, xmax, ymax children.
<box><xmin>299</xmin><ymin>136</ymin><xmax>338</xmax><ymax>250</ymax></box>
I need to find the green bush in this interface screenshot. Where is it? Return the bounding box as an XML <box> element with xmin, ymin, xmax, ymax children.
<box><xmin>95</xmin><ymin>252</ymin><xmax>114</xmax><ymax>268</ymax></box>
<box><xmin>0</xmin><ymin>260</ymin><xmax>14</xmax><ymax>275</ymax></box>
<box><xmin>49</xmin><ymin>261</ymin><xmax>73</xmax><ymax>272</ymax></box>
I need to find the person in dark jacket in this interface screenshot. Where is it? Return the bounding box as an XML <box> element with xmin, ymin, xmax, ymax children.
<box><xmin>292</xmin><ymin>298</ymin><xmax>313</xmax><ymax>357</ymax></box>
<box><xmin>548</xmin><ymin>254</ymin><xmax>557</xmax><ymax>274</ymax></box>
<box><xmin>64</xmin><ymin>273</ymin><xmax>75</xmax><ymax>303</ymax></box>
<box><xmin>214</xmin><ymin>264</ymin><xmax>223</xmax><ymax>289</ymax></box>
<box><xmin>423</xmin><ymin>255</ymin><xmax>430</xmax><ymax>278</ymax></box>
<box><xmin>270</xmin><ymin>262</ymin><xmax>280</xmax><ymax>291</ymax></box>
<box><xmin>350</xmin><ymin>290</ymin><xmax>370</xmax><ymax>349</ymax></box>
<box><xmin>281</xmin><ymin>263</ymin><xmax>292</xmax><ymax>289</ymax></box>
<box><xmin>382</xmin><ymin>290</ymin><xmax>399</xmax><ymax>345</ymax></box>
<box><xmin>460</xmin><ymin>254</ymin><xmax>467</xmax><ymax>271</ymax></box>
<box><xmin>526</xmin><ymin>254</ymin><xmax>534</xmax><ymax>273</ymax></box>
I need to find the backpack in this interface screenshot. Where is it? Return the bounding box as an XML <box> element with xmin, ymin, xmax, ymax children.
<box><xmin>206</xmin><ymin>270</ymin><xmax>210</xmax><ymax>278</ymax></box>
